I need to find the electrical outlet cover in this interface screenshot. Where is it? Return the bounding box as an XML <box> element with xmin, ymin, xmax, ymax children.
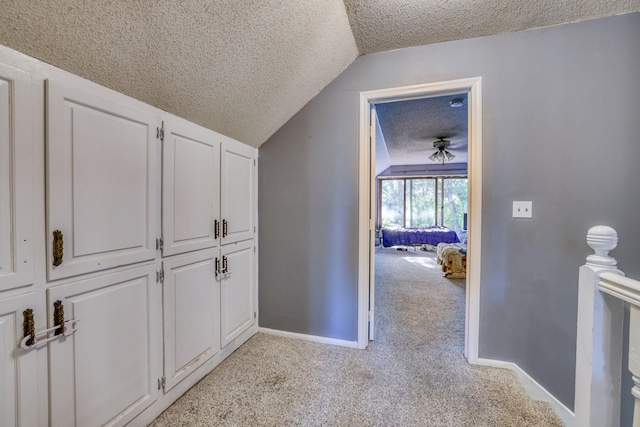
<box><xmin>513</xmin><ymin>201</ymin><xmax>532</xmax><ymax>218</ymax></box>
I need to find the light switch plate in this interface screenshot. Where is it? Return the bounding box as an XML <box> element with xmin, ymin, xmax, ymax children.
<box><xmin>513</xmin><ymin>201</ymin><xmax>532</xmax><ymax>218</ymax></box>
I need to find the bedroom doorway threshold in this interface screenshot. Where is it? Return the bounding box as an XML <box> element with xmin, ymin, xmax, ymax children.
<box><xmin>357</xmin><ymin>77</ymin><xmax>483</xmax><ymax>364</ymax></box>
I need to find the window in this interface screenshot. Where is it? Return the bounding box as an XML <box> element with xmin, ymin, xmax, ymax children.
<box><xmin>379</xmin><ymin>177</ymin><xmax>467</xmax><ymax>232</ymax></box>
<box><xmin>380</xmin><ymin>180</ymin><xmax>404</xmax><ymax>227</ymax></box>
<box><xmin>441</xmin><ymin>178</ymin><xmax>467</xmax><ymax>232</ymax></box>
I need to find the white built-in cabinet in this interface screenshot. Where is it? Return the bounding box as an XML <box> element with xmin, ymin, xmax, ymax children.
<box><xmin>159</xmin><ymin>115</ymin><xmax>257</xmax><ymax>396</ymax></box>
<box><xmin>162</xmin><ymin>115</ymin><xmax>256</xmax><ymax>255</ymax></box>
<box><xmin>0</xmin><ymin>49</ymin><xmax>258</xmax><ymax>427</ymax></box>
<box><xmin>0</xmin><ymin>62</ymin><xmax>39</xmax><ymax>427</ymax></box>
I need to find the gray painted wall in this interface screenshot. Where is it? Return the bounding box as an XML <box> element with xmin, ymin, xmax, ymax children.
<box><xmin>258</xmin><ymin>13</ymin><xmax>640</xmax><ymax>411</ymax></box>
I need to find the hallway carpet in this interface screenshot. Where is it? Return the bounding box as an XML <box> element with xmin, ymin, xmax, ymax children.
<box><xmin>150</xmin><ymin>248</ymin><xmax>564</xmax><ymax>426</ymax></box>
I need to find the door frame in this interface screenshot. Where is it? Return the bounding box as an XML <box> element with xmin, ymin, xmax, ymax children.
<box><xmin>357</xmin><ymin>77</ymin><xmax>482</xmax><ymax>364</ymax></box>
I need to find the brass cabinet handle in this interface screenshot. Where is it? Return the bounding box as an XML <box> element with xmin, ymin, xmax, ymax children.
<box><xmin>52</xmin><ymin>230</ymin><xmax>64</xmax><ymax>266</ymax></box>
<box><xmin>222</xmin><ymin>255</ymin><xmax>228</xmax><ymax>274</ymax></box>
<box><xmin>23</xmin><ymin>309</ymin><xmax>35</xmax><ymax>347</ymax></box>
<box><xmin>222</xmin><ymin>219</ymin><xmax>228</xmax><ymax>238</ymax></box>
<box><xmin>53</xmin><ymin>300</ymin><xmax>65</xmax><ymax>336</ymax></box>
<box><xmin>214</xmin><ymin>219</ymin><xmax>220</xmax><ymax>239</ymax></box>
<box><xmin>215</xmin><ymin>257</ymin><xmax>220</xmax><ymax>277</ymax></box>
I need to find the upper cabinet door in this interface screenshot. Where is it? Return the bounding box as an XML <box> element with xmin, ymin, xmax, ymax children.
<box><xmin>162</xmin><ymin>118</ymin><xmax>220</xmax><ymax>257</ymax></box>
<box><xmin>46</xmin><ymin>80</ymin><xmax>158</xmax><ymax>281</ymax></box>
<box><xmin>220</xmin><ymin>140</ymin><xmax>255</xmax><ymax>245</ymax></box>
<box><xmin>0</xmin><ymin>63</ymin><xmax>34</xmax><ymax>292</ymax></box>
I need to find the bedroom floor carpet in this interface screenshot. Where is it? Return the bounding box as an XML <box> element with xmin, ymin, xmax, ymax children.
<box><xmin>149</xmin><ymin>248</ymin><xmax>564</xmax><ymax>427</ymax></box>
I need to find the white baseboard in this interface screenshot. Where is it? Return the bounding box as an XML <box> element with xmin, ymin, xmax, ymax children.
<box><xmin>258</xmin><ymin>327</ymin><xmax>359</xmax><ymax>349</ymax></box>
<box><xmin>475</xmin><ymin>358</ymin><xmax>574</xmax><ymax>427</ymax></box>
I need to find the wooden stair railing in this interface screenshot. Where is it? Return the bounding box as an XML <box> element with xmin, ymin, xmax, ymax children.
<box><xmin>575</xmin><ymin>225</ymin><xmax>640</xmax><ymax>426</ymax></box>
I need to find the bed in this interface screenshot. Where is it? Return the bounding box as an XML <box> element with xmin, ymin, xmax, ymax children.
<box><xmin>381</xmin><ymin>226</ymin><xmax>460</xmax><ymax>248</ymax></box>
<box><xmin>436</xmin><ymin>242</ymin><xmax>467</xmax><ymax>279</ymax></box>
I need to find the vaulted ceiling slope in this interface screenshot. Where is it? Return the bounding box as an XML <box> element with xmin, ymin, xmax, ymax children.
<box><xmin>344</xmin><ymin>0</ymin><xmax>640</xmax><ymax>54</ymax></box>
<box><xmin>0</xmin><ymin>1</ymin><xmax>637</xmax><ymax>147</ymax></box>
<box><xmin>0</xmin><ymin>1</ymin><xmax>358</xmax><ymax>147</ymax></box>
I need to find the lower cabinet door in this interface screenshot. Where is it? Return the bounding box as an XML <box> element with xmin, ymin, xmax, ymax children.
<box><xmin>162</xmin><ymin>249</ymin><xmax>219</xmax><ymax>392</ymax></box>
<box><xmin>48</xmin><ymin>264</ymin><xmax>159</xmax><ymax>427</ymax></box>
<box><xmin>220</xmin><ymin>240</ymin><xmax>255</xmax><ymax>348</ymax></box>
<box><xmin>0</xmin><ymin>292</ymin><xmax>38</xmax><ymax>427</ymax></box>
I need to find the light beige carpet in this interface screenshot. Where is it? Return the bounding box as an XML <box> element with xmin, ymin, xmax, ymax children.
<box><xmin>150</xmin><ymin>248</ymin><xmax>564</xmax><ymax>426</ymax></box>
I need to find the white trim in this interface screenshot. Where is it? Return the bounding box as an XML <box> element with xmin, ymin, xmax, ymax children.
<box><xmin>357</xmin><ymin>77</ymin><xmax>483</xmax><ymax>360</ymax></box>
<box><xmin>258</xmin><ymin>327</ymin><xmax>359</xmax><ymax>349</ymax></box>
<box><xmin>599</xmin><ymin>271</ymin><xmax>640</xmax><ymax>306</ymax></box>
<box><xmin>358</xmin><ymin>91</ymin><xmax>371</xmax><ymax>349</ymax></box>
<box><xmin>476</xmin><ymin>358</ymin><xmax>575</xmax><ymax>427</ymax></box>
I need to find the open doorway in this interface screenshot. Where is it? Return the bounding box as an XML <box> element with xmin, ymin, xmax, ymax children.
<box><xmin>357</xmin><ymin>78</ymin><xmax>482</xmax><ymax>364</ymax></box>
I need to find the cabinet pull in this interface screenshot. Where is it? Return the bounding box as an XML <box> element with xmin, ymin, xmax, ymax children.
<box><xmin>23</xmin><ymin>309</ymin><xmax>35</xmax><ymax>347</ymax></box>
<box><xmin>222</xmin><ymin>219</ymin><xmax>228</xmax><ymax>238</ymax></box>
<box><xmin>52</xmin><ymin>230</ymin><xmax>64</xmax><ymax>266</ymax></box>
<box><xmin>215</xmin><ymin>256</ymin><xmax>231</xmax><ymax>280</ymax></box>
<box><xmin>53</xmin><ymin>300</ymin><xmax>65</xmax><ymax>336</ymax></box>
<box><xmin>214</xmin><ymin>219</ymin><xmax>220</xmax><ymax>239</ymax></box>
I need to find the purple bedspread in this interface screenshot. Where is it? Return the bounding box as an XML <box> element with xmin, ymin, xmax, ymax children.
<box><xmin>381</xmin><ymin>226</ymin><xmax>460</xmax><ymax>247</ymax></box>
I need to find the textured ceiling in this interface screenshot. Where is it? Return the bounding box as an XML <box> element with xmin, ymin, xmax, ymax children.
<box><xmin>376</xmin><ymin>94</ymin><xmax>468</xmax><ymax>166</ymax></box>
<box><xmin>345</xmin><ymin>0</ymin><xmax>640</xmax><ymax>54</ymax></box>
<box><xmin>0</xmin><ymin>1</ymin><xmax>638</xmax><ymax>147</ymax></box>
<box><xmin>0</xmin><ymin>0</ymin><xmax>358</xmax><ymax>147</ymax></box>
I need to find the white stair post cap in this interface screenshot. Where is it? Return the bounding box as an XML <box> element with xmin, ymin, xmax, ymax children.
<box><xmin>586</xmin><ymin>226</ymin><xmax>618</xmax><ymax>267</ymax></box>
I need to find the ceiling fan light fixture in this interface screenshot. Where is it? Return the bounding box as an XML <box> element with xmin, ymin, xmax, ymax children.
<box><xmin>429</xmin><ymin>137</ymin><xmax>456</xmax><ymax>165</ymax></box>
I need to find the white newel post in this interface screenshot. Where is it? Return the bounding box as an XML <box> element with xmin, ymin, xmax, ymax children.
<box><xmin>575</xmin><ymin>226</ymin><xmax>625</xmax><ymax>427</ymax></box>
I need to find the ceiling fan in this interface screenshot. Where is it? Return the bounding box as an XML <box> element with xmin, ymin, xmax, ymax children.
<box><xmin>429</xmin><ymin>137</ymin><xmax>455</xmax><ymax>165</ymax></box>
